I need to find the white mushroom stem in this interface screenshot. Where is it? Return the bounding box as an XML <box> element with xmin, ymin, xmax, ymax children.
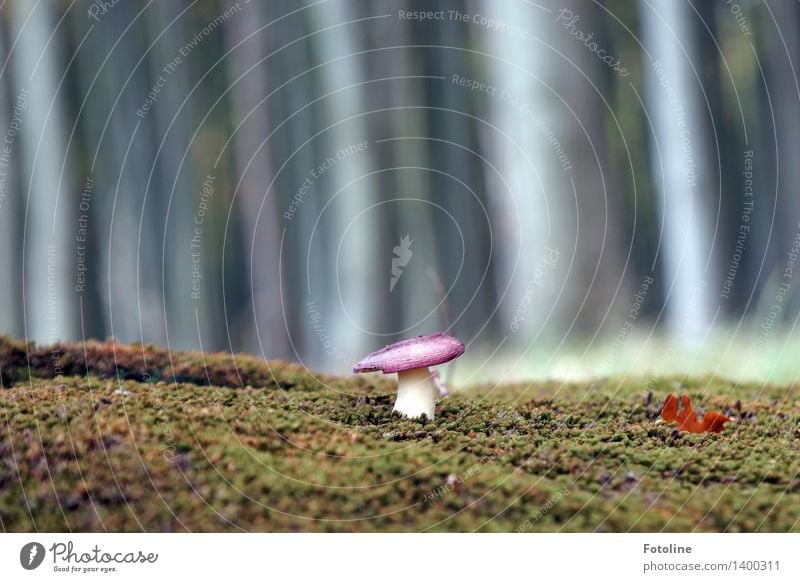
<box><xmin>394</xmin><ymin>367</ymin><xmax>437</xmax><ymax>419</ymax></box>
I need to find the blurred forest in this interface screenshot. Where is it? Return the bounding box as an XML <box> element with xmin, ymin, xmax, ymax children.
<box><xmin>0</xmin><ymin>0</ymin><xmax>798</xmax><ymax>383</ymax></box>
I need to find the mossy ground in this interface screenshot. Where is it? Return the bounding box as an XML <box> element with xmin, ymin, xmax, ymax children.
<box><xmin>1</xmin><ymin>337</ymin><xmax>799</xmax><ymax>532</ymax></box>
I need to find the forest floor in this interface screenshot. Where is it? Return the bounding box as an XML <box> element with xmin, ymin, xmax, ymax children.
<box><xmin>1</xmin><ymin>336</ymin><xmax>798</xmax><ymax>532</ymax></box>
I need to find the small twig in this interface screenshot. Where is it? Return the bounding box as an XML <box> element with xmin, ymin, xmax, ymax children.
<box><xmin>427</xmin><ymin>267</ymin><xmax>456</xmax><ymax>396</ymax></box>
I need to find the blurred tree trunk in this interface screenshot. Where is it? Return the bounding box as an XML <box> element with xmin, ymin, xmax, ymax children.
<box><xmin>694</xmin><ymin>1</ymin><xmax>746</xmax><ymax>312</ymax></box>
<box><xmin>304</xmin><ymin>0</ymin><xmax>381</xmax><ymax>368</ymax></box>
<box><xmin>738</xmin><ymin>4</ymin><xmax>776</xmax><ymax>312</ymax></box>
<box><xmin>558</xmin><ymin>0</ymin><xmax>632</xmax><ymax>336</ymax></box>
<box><xmin>365</xmin><ymin>1</ymin><xmax>441</xmax><ymax>338</ymax></box>
<box><xmin>70</xmin><ymin>2</ymin><xmax>167</xmax><ymax>346</ymax></box>
<box><xmin>0</xmin><ymin>12</ymin><xmax>22</xmax><ymax>337</ymax></box>
<box><xmin>414</xmin><ymin>3</ymin><xmax>496</xmax><ymax>342</ymax></box>
<box><xmin>145</xmin><ymin>2</ymin><xmax>203</xmax><ymax>351</ymax></box>
<box><xmin>266</xmin><ymin>3</ymin><xmax>334</xmax><ymax>367</ymax></box>
<box><xmin>476</xmin><ymin>0</ymin><xmax>570</xmax><ymax>342</ymax></box>
<box><xmin>641</xmin><ymin>0</ymin><xmax>716</xmax><ymax>338</ymax></box>
<box><xmin>223</xmin><ymin>0</ymin><xmax>292</xmax><ymax>360</ymax></box>
<box><xmin>9</xmin><ymin>1</ymin><xmax>78</xmax><ymax>344</ymax></box>
<box><xmin>762</xmin><ymin>0</ymin><xmax>800</xmax><ymax>320</ymax></box>
<box><xmin>606</xmin><ymin>0</ymin><xmax>664</xmax><ymax>318</ymax></box>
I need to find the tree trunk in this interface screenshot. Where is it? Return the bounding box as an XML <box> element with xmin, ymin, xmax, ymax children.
<box><xmin>641</xmin><ymin>0</ymin><xmax>716</xmax><ymax>338</ymax></box>
<box><xmin>0</xmin><ymin>15</ymin><xmax>22</xmax><ymax>337</ymax></box>
<box><xmin>9</xmin><ymin>1</ymin><xmax>78</xmax><ymax>344</ymax></box>
<box><xmin>476</xmin><ymin>0</ymin><xmax>570</xmax><ymax>342</ymax></box>
<box><xmin>304</xmin><ymin>0</ymin><xmax>381</xmax><ymax>370</ymax></box>
<box><xmin>223</xmin><ymin>0</ymin><xmax>292</xmax><ymax>360</ymax></box>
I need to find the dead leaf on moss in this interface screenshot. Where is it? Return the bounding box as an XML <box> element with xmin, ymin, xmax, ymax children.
<box><xmin>661</xmin><ymin>393</ymin><xmax>732</xmax><ymax>434</ymax></box>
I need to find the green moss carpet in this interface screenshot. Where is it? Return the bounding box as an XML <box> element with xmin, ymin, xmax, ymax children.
<box><xmin>1</xmin><ymin>337</ymin><xmax>798</xmax><ymax>532</ymax></box>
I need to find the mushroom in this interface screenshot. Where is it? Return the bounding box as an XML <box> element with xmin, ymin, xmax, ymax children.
<box><xmin>353</xmin><ymin>332</ymin><xmax>464</xmax><ymax>419</ymax></box>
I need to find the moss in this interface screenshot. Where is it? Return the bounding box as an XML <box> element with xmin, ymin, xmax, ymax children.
<box><xmin>1</xmin><ymin>336</ymin><xmax>799</xmax><ymax>532</ymax></box>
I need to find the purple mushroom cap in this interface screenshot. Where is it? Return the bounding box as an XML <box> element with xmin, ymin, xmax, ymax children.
<box><xmin>352</xmin><ymin>332</ymin><xmax>465</xmax><ymax>374</ymax></box>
